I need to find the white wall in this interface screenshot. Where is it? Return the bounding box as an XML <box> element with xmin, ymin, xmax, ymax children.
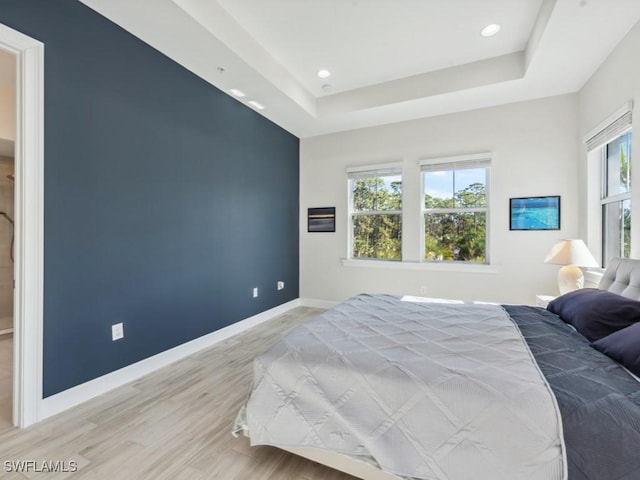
<box><xmin>578</xmin><ymin>19</ymin><xmax>640</xmax><ymax>259</ymax></box>
<box><xmin>300</xmin><ymin>94</ymin><xmax>579</xmax><ymax>304</ymax></box>
<box><xmin>0</xmin><ymin>49</ymin><xmax>15</xmax><ymax>144</ymax></box>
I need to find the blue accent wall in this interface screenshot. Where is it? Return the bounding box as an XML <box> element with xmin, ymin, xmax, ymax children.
<box><xmin>0</xmin><ymin>0</ymin><xmax>300</xmax><ymax>397</ymax></box>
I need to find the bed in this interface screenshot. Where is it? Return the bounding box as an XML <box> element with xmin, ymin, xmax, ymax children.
<box><xmin>233</xmin><ymin>258</ymin><xmax>640</xmax><ymax>480</ymax></box>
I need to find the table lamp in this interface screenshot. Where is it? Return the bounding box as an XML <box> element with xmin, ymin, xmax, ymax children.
<box><xmin>544</xmin><ymin>239</ymin><xmax>599</xmax><ymax>295</ymax></box>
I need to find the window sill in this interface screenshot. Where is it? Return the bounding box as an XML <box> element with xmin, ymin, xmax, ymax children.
<box><xmin>340</xmin><ymin>258</ymin><xmax>497</xmax><ymax>274</ymax></box>
<box><xmin>583</xmin><ymin>268</ymin><xmax>605</xmax><ymax>287</ymax></box>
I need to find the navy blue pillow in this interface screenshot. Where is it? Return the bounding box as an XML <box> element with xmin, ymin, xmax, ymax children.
<box><xmin>592</xmin><ymin>323</ymin><xmax>640</xmax><ymax>376</ymax></box>
<box><xmin>547</xmin><ymin>288</ymin><xmax>640</xmax><ymax>342</ymax></box>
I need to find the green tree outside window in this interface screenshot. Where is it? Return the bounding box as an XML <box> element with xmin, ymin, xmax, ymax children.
<box><xmin>351</xmin><ymin>176</ymin><xmax>402</xmax><ymax>260</ymax></box>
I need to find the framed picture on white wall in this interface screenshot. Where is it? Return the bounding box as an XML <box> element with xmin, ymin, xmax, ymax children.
<box><xmin>509</xmin><ymin>196</ymin><xmax>560</xmax><ymax>231</ymax></box>
<box><xmin>308</xmin><ymin>207</ymin><xmax>336</xmax><ymax>232</ymax></box>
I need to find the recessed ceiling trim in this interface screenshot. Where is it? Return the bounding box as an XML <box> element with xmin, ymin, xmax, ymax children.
<box><xmin>318</xmin><ymin>52</ymin><xmax>525</xmax><ymax>115</ymax></box>
<box><xmin>79</xmin><ymin>0</ymin><xmax>640</xmax><ymax>138</ymax></box>
<box><xmin>525</xmin><ymin>0</ymin><xmax>557</xmax><ymax>70</ymax></box>
<box><xmin>173</xmin><ymin>0</ymin><xmax>316</xmax><ymax>116</ymax></box>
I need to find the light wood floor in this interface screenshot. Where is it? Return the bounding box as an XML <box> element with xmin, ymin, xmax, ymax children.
<box><xmin>0</xmin><ymin>307</ymin><xmax>358</xmax><ymax>479</ymax></box>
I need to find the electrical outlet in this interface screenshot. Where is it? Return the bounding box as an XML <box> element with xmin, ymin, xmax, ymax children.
<box><xmin>277</xmin><ymin>281</ymin><xmax>284</xmax><ymax>290</ymax></box>
<box><xmin>419</xmin><ymin>285</ymin><xmax>428</xmax><ymax>295</ymax></box>
<box><xmin>112</xmin><ymin>322</ymin><xmax>124</xmax><ymax>341</ymax></box>
<box><xmin>253</xmin><ymin>287</ymin><xmax>258</xmax><ymax>298</ymax></box>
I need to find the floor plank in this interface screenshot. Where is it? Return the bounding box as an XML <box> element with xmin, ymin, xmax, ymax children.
<box><xmin>0</xmin><ymin>308</ymin><xmax>360</xmax><ymax>479</ymax></box>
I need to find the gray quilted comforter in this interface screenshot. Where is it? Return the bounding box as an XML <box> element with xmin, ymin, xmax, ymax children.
<box><xmin>504</xmin><ymin>305</ymin><xmax>640</xmax><ymax>480</ymax></box>
<box><xmin>235</xmin><ymin>294</ymin><xmax>566</xmax><ymax>480</ymax></box>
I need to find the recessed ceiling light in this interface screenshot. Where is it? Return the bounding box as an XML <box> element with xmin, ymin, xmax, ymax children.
<box><xmin>481</xmin><ymin>24</ymin><xmax>501</xmax><ymax>37</ymax></box>
<box><xmin>229</xmin><ymin>88</ymin><xmax>246</xmax><ymax>98</ymax></box>
<box><xmin>247</xmin><ymin>100</ymin><xmax>265</xmax><ymax>110</ymax></box>
<box><xmin>317</xmin><ymin>69</ymin><xmax>331</xmax><ymax>79</ymax></box>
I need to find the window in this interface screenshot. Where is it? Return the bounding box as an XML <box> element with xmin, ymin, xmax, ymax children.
<box><xmin>421</xmin><ymin>156</ymin><xmax>490</xmax><ymax>263</ymax></box>
<box><xmin>586</xmin><ymin>107</ymin><xmax>632</xmax><ymax>267</ymax></box>
<box><xmin>601</xmin><ymin>130</ymin><xmax>632</xmax><ymax>266</ymax></box>
<box><xmin>348</xmin><ymin>165</ymin><xmax>402</xmax><ymax>260</ymax></box>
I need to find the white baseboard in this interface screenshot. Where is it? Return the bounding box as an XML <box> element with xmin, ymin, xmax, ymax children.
<box><xmin>39</xmin><ymin>299</ymin><xmax>300</xmax><ymax>421</ymax></box>
<box><xmin>299</xmin><ymin>298</ymin><xmax>339</xmax><ymax>309</ymax></box>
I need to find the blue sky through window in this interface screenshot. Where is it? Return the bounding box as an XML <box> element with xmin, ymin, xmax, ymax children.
<box><xmin>423</xmin><ymin>168</ymin><xmax>485</xmax><ymax>201</ymax></box>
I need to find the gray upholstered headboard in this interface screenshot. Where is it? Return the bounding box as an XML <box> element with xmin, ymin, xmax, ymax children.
<box><xmin>598</xmin><ymin>257</ymin><xmax>640</xmax><ymax>300</ymax></box>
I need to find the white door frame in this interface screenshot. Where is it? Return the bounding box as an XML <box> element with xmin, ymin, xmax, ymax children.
<box><xmin>0</xmin><ymin>23</ymin><xmax>44</xmax><ymax>428</ymax></box>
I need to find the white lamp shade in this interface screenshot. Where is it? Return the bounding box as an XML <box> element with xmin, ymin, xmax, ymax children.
<box><xmin>544</xmin><ymin>239</ymin><xmax>599</xmax><ymax>295</ymax></box>
<box><xmin>544</xmin><ymin>239</ymin><xmax>599</xmax><ymax>267</ymax></box>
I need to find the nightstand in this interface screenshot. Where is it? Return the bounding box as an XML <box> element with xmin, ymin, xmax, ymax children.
<box><xmin>535</xmin><ymin>295</ymin><xmax>556</xmax><ymax>308</ymax></box>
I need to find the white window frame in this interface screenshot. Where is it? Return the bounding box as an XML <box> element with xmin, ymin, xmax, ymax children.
<box><xmin>585</xmin><ymin>103</ymin><xmax>633</xmax><ymax>267</ymax></box>
<box><xmin>419</xmin><ymin>153</ymin><xmax>491</xmax><ymax>265</ymax></box>
<box><xmin>599</xmin><ymin>130</ymin><xmax>632</xmax><ymax>266</ymax></box>
<box><xmin>346</xmin><ymin>162</ymin><xmax>403</xmax><ymax>261</ymax></box>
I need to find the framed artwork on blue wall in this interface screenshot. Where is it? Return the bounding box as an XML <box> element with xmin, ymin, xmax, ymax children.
<box><xmin>510</xmin><ymin>196</ymin><xmax>560</xmax><ymax>230</ymax></box>
<box><xmin>308</xmin><ymin>207</ymin><xmax>336</xmax><ymax>232</ymax></box>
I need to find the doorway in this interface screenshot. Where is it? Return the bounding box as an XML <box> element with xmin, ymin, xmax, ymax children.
<box><xmin>0</xmin><ymin>45</ymin><xmax>15</xmax><ymax>432</ymax></box>
<box><xmin>0</xmin><ymin>22</ymin><xmax>44</xmax><ymax>428</ymax></box>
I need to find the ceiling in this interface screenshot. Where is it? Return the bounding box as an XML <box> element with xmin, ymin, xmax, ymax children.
<box><xmin>216</xmin><ymin>0</ymin><xmax>544</xmax><ymax>96</ymax></box>
<box><xmin>80</xmin><ymin>0</ymin><xmax>640</xmax><ymax>138</ymax></box>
